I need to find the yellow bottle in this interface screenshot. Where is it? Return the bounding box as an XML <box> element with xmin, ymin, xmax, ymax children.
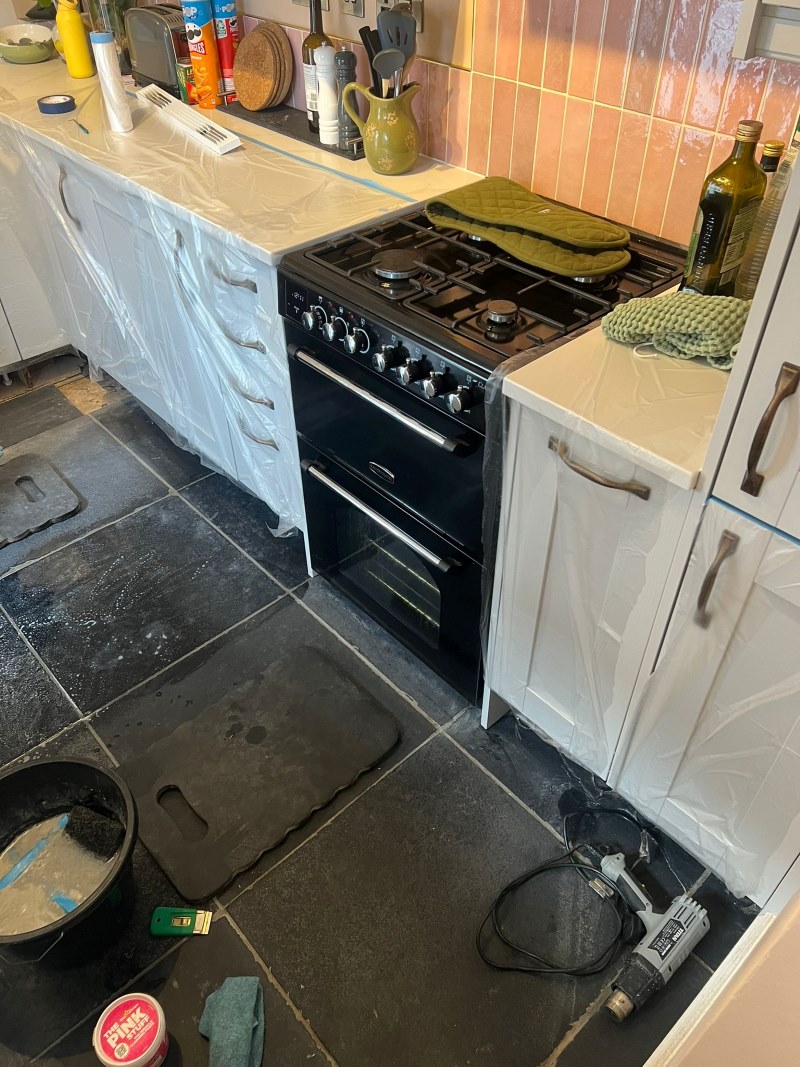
<box><xmin>56</xmin><ymin>0</ymin><xmax>95</xmax><ymax>79</ymax></box>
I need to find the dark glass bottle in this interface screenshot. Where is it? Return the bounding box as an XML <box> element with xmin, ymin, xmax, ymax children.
<box><xmin>681</xmin><ymin>119</ymin><xmax>767</xmax><ymax>296</ymax></box>
<box><xmin>302</xmin><ymin>0</ymin><xmax>332</xmax><ymax>133</ymax></box>
<box><xmin>760</xmin><ymin>140</ymin><xmax>785</xmax><ymax>184</ymax></box>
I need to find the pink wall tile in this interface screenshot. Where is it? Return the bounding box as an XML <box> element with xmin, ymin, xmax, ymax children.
<box><xmin>407</xmin><ymin>58</ymin><xmax>428</xmax><ymax>138</ymax></box>
<box><xmin>542</xmin><ymin>0</ymin><xmax>577</xmax><ymax>93</ymax></box>
<box><xmin>606</xmin><ymin>111</ymin><xmax>650</xmax><ymax>224</ymax></box>
<box><xmin>473</xmin><ymin>0</ymin><xmax>499</xmax><ymax>75</ymax></box>
<box><xmin>351</xmin><ymin>42</ymin><xmax>372</xmax><ymax>92</ymax></box>
<box><xmin>624</xmin><ymin>0</ymin><xmax>673</xmax><ymax>115</ymax></box>
<box><xmin>496</xmin><ymin>0</ymin><xmax>525</xmax><ymax>81</ymax></box>
<box><xmin>709</xmin><ymin>132</ymin><xmax>734</xmax><ymax>171</ymax></box>
<box><xmin>509</xmin><ymin>84</ymin><xmax>540</xmax><ymax>186</ymax></box>
<box><xmin>467</xmin><ymin>74</ymin><xmax>494</xmax><ymax>174</ymax></box>
<box><xmin>579</xmin><ymin>105</ymin><xmax>622</xmax><ymax>217</ymax></box>
<box><xmin>718</xmin><ymin>58</ymin><xmax>770</xmax><ymax>136</ymax></box>
<box><xmin>595</xmin><ymin>0</ymin><xmax>637</xmax><ymax>107</ymax></box>
<box><xmin>518</xmin><ymin>0</ymin><xmax>550</xmax><ymax>87</ymax></box>
<box><xmin>287</xmin><ymin>27</ymin><xmax>305</xmax><ymax>113</ymax></box>
<box><xmin>759</xmin><ymin>60</ymin><xmax>800</xmax><ymax>144</ymax></box>
<box><xmin>653</xmin><ymin>0</ymin><xmax>708</xmax><ymax>122</ymax></box>
<box><xmin>568</xmin><ymin>0</ymin><xmax>604</xmax><ymax>100</ymax></box>
<box><xmin>555</xmin><ymin>96</ymin><xmax>592</xmax><ymax>208</ymax></box>
<box><xmin>445</xmin><ymin>67</ymin><xmax>472</xmax><ymax>168</ymax></box>
<box><xmin>685</xmin><ymin>0</ymin><xmax>739</xmax><ymax>131</ymax></box>
<box><xmin>661</xmin><ymin>126</ymin><xmax>714</xmax><ymax>243</ymax></box>
<box><xmin>426</xmin><ymin>62</ymin><xmax>450</xmax><ymax>162</ymax></box>
<box><xmin>633</xmin><ymin>119</ymin><xmax>680</xmax><ymax>235</ymax></box>
<box><xmin>488</xmin><ymin>80</ymin><xmax>519</xmax><ymax>177</ymax></box>
<box><xmin>531</xmin><ymin>90</ymin><xmax>566</xmax><ymax>198</ymax></box>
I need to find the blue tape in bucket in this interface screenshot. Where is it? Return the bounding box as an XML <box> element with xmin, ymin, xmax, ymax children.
<box><xmin>37</xmin><ymin>94</ymin><xmax>76</xmax><ymax>115</ymax></box>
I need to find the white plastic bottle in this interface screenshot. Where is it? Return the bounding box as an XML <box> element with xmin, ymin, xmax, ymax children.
<box><xmin>90</xmin><ymin>30</ymin><xmax>133</xmax><ymax>133</ymax></box>
<box><xmin>735</xmin><ymin>120</ymin><xmax>799</xmax><ymax>300</ymax></box>
<box><xmin>314</xmin><ymin>45</ymin><xmax>338</xmax><ymax>147</ymax></box>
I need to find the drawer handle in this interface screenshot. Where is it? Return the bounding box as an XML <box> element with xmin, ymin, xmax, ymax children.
<box><xmin>740</xmin><ymin>361</ymin><xmax>800</xmax><ymax>496</ymax></box>
<box><xmin>695</xmin><ymin>529</ymin><xmax>739</xmax><ymax>629</ymax></box>
<box><xmin>173</xmin><ymin>232</ymin><xmax>266</xmax><ymax>354</ymax></box>
<box><xmin>236</xmin><ymin>415</ymin><xmax>278</xmax><ymax>449</ymax></box>
<box><xmin>57</xmin><ymin>166</ymin><xmax>81</xmax><ymax>230</ymax></box>
<box><xmin>302</xmin><ymin>460</ymin><xmax>455</xmax><ymax>573</ymax></box>
<box><xmin>226</xmin><ymin>373</ymin><xmax>274</xmax><ymax>408</ymax></box>
<box><xmin>548</xmin><ymin>437</ymin><xmax>651</xmax><ymax>501</ymax></box>
<box><xmin>207</xmin><ymin>260</ymin><xmax>258</xmax><ymax>293</ymax></box>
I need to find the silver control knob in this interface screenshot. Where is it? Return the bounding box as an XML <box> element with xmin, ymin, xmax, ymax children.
<box><xmin>301</xmin><ymin>308</ymin><xmax>323</xmax><ymax>331</ymax></box>
<box><xmin>422</xmin><ymin>372</ymin><xmax>447</xmax><ymax>399</ymax></box>
<box><xmin>396</xmin><ymin>359</ymin><xmax>424</xmax><ymax>385</ymax></box>
<box><xmin>372</xmin><ymin>344</ymin><xmax>400</xmax><ymax>373</ymax></box>
<box><xmin>322</xmin><ymin>318</ymin><xmax>346</xmax><ymax>343</ymax></box>
<box><xmin>344</xmin><ymin>328</ymin><xmax>370</xmax><ymax>355</ymax></box>
<box><xmin>446</xmin><ymin>386</ymin><xmax>482</xmax><ymax>414</ymax></box>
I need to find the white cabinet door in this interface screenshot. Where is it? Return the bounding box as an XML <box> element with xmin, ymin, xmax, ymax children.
<box><xmin>486</xmin><ymin>403</ymin><xmax>692</xmax><ymax>779</ymax></box>
<box><xmin>715</xmin><ymin>232</ymin><xmax>800</xmax><ymax>540</ymax></box>
<box><xmin>0</xmin><ymin>303</ymin><xmax>20</xmax><ymax>376</ymax></box>
<box><xmin>616</xmin><ymin>500</ymin><xmax>800</xmax><ymax>905</ymax></box>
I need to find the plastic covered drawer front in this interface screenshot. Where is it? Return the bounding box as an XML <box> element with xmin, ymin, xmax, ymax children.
<box><xmin>487</xmin><ymin>403</ymin><xmax>692</xmax><ymax>780</ymax></box>
<box><xmin>617</xmin><ymin>500</ymin><xmax>800</xmax><ymax>904</ymax></box>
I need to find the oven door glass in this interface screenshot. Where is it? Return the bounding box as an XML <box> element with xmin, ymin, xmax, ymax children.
<box><xmin>300</xmin><ymin>443</ymin><xmax>482</xmax><ymax>701</ymax></box>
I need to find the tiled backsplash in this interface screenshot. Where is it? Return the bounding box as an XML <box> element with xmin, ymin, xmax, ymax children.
<box><xmin>253</xmin><ymin>0</ymin><xmax>800</xmax><ymax>244</ymax></box>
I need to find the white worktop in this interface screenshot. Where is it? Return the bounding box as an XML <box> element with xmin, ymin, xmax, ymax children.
<box><xmin>0</xmin><ymin>57</ymin><xmax>477</xmax><ymax>264</ymax></box>
<box><xmin>503</xmin><ymin>326</ymin><xmax>731</xmax><ymax>490</ymax></box>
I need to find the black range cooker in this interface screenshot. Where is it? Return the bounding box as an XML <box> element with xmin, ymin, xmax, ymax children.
<box><xmin>279</xmin><ymin>209</ymin><xmax>684</xmax><ymax>702</ymax></box>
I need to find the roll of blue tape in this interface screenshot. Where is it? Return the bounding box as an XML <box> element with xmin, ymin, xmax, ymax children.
<box><xmin>37</xmin><ymin>94</ymin><xmax>76</xmax><ymax>115</ymax></box>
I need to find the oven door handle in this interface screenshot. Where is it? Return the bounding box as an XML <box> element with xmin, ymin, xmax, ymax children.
<box><xmin>292</xmin><ymin>348</ymin><xmax>465</xmax><ymax>454</ymax></box>
<box><xmin>302</xmin><ymin>460</ymin><xmax>458</xmax><ymax>573</ymax></box>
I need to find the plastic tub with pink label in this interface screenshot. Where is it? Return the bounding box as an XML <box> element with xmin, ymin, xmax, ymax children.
<box><xmin>93</xmin><ymin>993</ymin><xmax>168</xmax><ymax>1067</ymax></box>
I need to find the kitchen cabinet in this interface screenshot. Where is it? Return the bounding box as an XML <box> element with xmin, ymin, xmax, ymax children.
<box><xmin>0</xmin><ymin>304</ymin><xmax>19</xmax><ymax>377</ymax></box>
<box><xmin>733</xmin><ymin>0</ymin><xmax>800</xmax><ymax>62</ymax></box>
<box><xmin>484</xmin><ymin>402</ymin><xmax>693</xmax><ymax>781</ymax></box>
<box><xmin>615</xmin><ymin>500</ymin><xmax>800</xmax><ymax>906</ymax></box>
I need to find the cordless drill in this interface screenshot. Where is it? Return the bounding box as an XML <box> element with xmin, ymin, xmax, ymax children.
<box><xmin>600</xmin><ymin>853</ymin><xmax>710</xmax><ymax>1021</ymax></box>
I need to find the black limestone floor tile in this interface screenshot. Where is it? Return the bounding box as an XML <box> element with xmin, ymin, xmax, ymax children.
<box><xmin>0</xmin><ymin>612</ymin><xmax>78</xmax><ymax>766</ymax></box>
<box><xmin>90</xmin><ymin>597</ymin><xmax>435</xmax><ymax>901</ymax></box>
<box><xmin>691</xmin><ymin>873</ymin><xmax>759</xmax><ymax>969</ymax></box>
<box><xmin>0</xmin><ymin>418</ymin><xmax>167</xmax><ymax>575</ymax></box>
<box><xmin>0</xmin><ymin>386</ymin><xmax>82</xmax><ymax>448</ymax></box>
<box><xmin>181</xmin><ymin>473</ymin><xmax>308</xmax><ymax>588</ymax></box>
<box><xmin>296</xmin><ymin>576</ymin><xmax>467</xmax><ymax>724</ymax></box>
<box><xmin>6</xmin><ymin>719</ymin><xmax>110</xmax><ymax>771</ymax></box>
<box><xmin>554</xmin><ymin>956</ymin><xmax>711</xmax><ymax>1067</ymax></box>
<box><xmin>0</xmin><ymin>842</ymin><xmax>186</xmax><ymax>1062</ymax></box>
<box><xmin>0</xmin><ymin>497</ymin><xmax>282</xmax><ymax>712</ymax></box>
<box><xmin>37</xmin><ymin>916</ymin><xmax>324</xmax><ymax>1066</ymax></box>
<box><xmin>230</xmin><ymin>735</ymin><xmax>622</xmax><ymax>1067</ymax></box>
<box><xmin>94</xmin><ymin>395</ymin><xmax>209</xmax><ymax>490</ymax></box>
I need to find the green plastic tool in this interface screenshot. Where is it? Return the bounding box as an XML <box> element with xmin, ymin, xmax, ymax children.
<box><xmin>150</xmin><ymin>906</ymin><xmax>212</xmax><ymax>937</ymax></box>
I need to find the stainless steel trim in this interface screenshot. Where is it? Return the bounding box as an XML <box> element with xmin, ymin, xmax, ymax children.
<box><xmin>695</xmin><ymin>529</ymin><xmax>739</xmax><ymax>628</ymax></box>
<box><xmin>57</xmin><ymin>166</ymin><xmax>81</xmax><ymax>230</ymax></box>
<box><xmin>206</xmin><ymin>259</ymin><xmax>258</xmax><ymax>293</ymax></box>
<box><xmin>236</xmin><ymin>415</ymin><xmax>278</xmax><ymax>449</ymax></box>
<box><xmin>548</xmin><ymin>437</ymin><xmax>651</xmax><ymax>501</ymax></box>
<box><xmin>303</xmin><ymin>461</ymin><xmax>455</xmax><ymax>573</ymax></box>
<box><xmin>294</xmin><ymin>349</ymin><xmax>462</xmax><ymax>454</ymax></box>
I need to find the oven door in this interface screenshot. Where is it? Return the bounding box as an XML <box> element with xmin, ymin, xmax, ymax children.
<box><xmin>299</xmin><ymin>441</ymin><xmax>482</xmax><ymax>702</ymax></box>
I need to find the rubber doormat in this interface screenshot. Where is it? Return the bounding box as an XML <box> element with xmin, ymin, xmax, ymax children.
<box><xmin>120</xmin><ymin>645</ymin><xmax>401</xmax><ymax>901</ymax></box>
<box><xmin>0</xmin><ymin>455</ymin><xmax>80</xmax><ymax>548</ymax></box>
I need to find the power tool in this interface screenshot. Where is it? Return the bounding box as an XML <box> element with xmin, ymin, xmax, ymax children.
<box><xmin>600</xmin><ymin>852</ymin><xmax>710</xmax><ymax>1021</ymax></box>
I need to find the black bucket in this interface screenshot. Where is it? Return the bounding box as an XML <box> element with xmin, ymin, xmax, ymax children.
<box><xmin>0</xmin><ymin>758</ymin><xmax>138</xmax><ymax>966</ymax></box>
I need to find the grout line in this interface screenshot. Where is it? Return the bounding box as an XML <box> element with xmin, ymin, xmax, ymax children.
<box><xmin>538</xmin><ymin>980</ymin><xmax>615</xmax><ymax>1067</ymax></box>
<box><xmin>687</xmin><ymin>867</ymin><xmax>712</xmax><ymax>898</ymax></box>
<box><xmin>1</xmin><ymin>718</ymin><xmax>86</xmax><ymax>774</ymax></box>
<box><xmin>178</xmin><ymin>471</ymin><xmax>215</xmax><ymax>491</ymax></box>
<box><xmin>87</xmin><ymin>721</ymin><xmax>120</xmax><ymax>768</ymax></box>
<box><xmin>0</xmin><ymin>603</ymin><xmax>83</xmax><ymax>719</ymax></box>
<box><xmin>217</xmin><ymin>907</ymin><xmax>340</xmax><ymax>1066</ymax></box>
<box><xmin>513</xmin><ymin>0</ymin><xmax>526</xmax><ymax>84</ymax></box>
<box><xmin>690</xmin><ymin>950</ymin><xmax>716</xmax><ymax>977</ymax></box>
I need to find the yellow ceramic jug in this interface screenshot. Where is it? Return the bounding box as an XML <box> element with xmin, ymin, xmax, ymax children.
<box><xmin>342</xmin><ymin>83</ymin><xmax>421</xmax><ymax>176</ymax></box>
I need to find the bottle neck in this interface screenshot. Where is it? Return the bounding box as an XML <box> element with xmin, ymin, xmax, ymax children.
<box><xmin>309</xmin><ymin>0</ymin><xmax>324</xmax><ymax>34</ymax></box>
<box><xmin>731</xmin><ymin>138</ymin><xmax>758</xmax><ymax>162</ymax></box>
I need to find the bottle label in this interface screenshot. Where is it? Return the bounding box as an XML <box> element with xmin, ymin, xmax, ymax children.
<box><xmin>303</xmin><ymin>62</ymin><xmax>318</xmax><ymax>119</ymax></box>
<box><xmin>719</xmin><ymin>197</ymin><xmax>762</xmax><ymax>286</ymax></box>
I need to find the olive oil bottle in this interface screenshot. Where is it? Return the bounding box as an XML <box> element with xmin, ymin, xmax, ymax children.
<box><xmin>302</xmin><ymin>0</ymin><xmax>332</xmax><ymax>133</ymax></box>
<box><xmin>681</xmin><ymin>119</ymin><xmax>767</xmax><ymax>296</ymax></box>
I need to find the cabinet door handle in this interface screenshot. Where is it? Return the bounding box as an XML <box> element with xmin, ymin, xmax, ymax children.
<box><xmin>236</xmin><ymin>415</ymin><xmax>278</xmax><ymax>449</ymax></box>
<box><xmin>694</xmin><ymin>529</ymin><xmax>739</xmax><ymax>629</ymax></box>
<box><xmin>207</xmin><ymin>260</ymin><xmax>258</xmax><ymax>293</ymax></box>
<box><xmin>173</xmin><ymin>232</ymin><xmax>266</xmax><ymax>354</ymax></box>
<box><xmin>548</xmin><ymin>437</ymin><xmax>651</xmax><ymax>501</ymax></box>
<box><xmin>302</xmin><ymin>460</ymin><xmax>456</xmax><ymax>573</ymax></box>
<box><xmin>740</xmin><ymin>362</ymin><xmax>800</xmax><ymax>496</ymax></box>
<box><xmin>225</xmin><ymin>372</ymin><xmax>274</xmax><ymax>408</ymax></box>
<box><xmin>57</xmin><ymin>166</ymin><xmax>81</xmax><ymax>230</ymax></box>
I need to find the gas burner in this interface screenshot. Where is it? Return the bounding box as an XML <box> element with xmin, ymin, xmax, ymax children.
<box><xmin>485</xmin><ymin>299</ymin><xmax>519</xmax><ymax>326</ymax></box>
<box><xmin>569</xmin><ymin>272</ymin><xmax>618</xmax><ymax>291</ymax></box>
<box><xmin>464</xmin><ymin>232</ymin><xmax>490</xmax><ymax>244</ymax></box>
<box><xmin>372</xmin><ymin>249</ymin><xmax>423</xmax><ymax>281</ymax></box>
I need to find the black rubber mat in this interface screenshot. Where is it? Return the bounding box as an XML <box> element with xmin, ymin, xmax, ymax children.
<box><xmin>0</xmin><ymin>455</ymin><xmax>80</xmax><ymax>548</ymax></box>
<box><xmin>120</xmin><ymin>645</ymin><xmax>401</xmax><ymax>901</ymax></box>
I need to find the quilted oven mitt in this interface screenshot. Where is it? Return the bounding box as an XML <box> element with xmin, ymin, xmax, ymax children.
<box><xmin>426</xmin><ymin>177</ymin><xmax>632</xmax><ymax>278</ymax></box>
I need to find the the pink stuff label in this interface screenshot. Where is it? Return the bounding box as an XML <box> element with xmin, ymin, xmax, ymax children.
<box><xmin>95</xmin><ymin>996</ymin><xmax>167</xmax><ymax>1065</ymax></box>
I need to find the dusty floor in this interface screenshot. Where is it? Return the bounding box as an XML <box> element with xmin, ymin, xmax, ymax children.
<box><xmin>0</xmin><ymin>358</ymin><xmax>757</xmax><ymax>1065</ymax></box>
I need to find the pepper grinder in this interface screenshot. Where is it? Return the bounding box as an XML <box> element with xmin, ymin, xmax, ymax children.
<box><xmin>314</xmin><ymin>44</ymin><xmax>338</xmax><ymax>147</ymax></box>
<box><xmin>334</xmin><ymin>48</ymin><xmax>363</xmax><ymax>157</ymax></box>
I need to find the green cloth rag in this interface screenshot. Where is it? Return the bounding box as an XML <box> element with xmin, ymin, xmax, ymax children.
<box><xmin>601</xmin><ymin>292</ymin><xmax>752</xmax><ymax>370</ymax></box>
<box><xmin>199</xmin><ymin>976</ymin><xmax>264</xmax><ymax>1067</ymax></box>
<box><xmin>426</xmin><ymin>177</ymin><xmax>632</xmax><ymax>278</ymax></box>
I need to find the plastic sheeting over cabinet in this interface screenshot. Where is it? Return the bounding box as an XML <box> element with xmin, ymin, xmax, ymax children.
<box><xmin>615</xmin><ymin>499</ymin><xmax>800</xmax><ymax>904</ymax></box>
<box><xmin>0</xmin><ymin>122</ymin><xmax>304</xmax><ymax>535</ymax></box>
